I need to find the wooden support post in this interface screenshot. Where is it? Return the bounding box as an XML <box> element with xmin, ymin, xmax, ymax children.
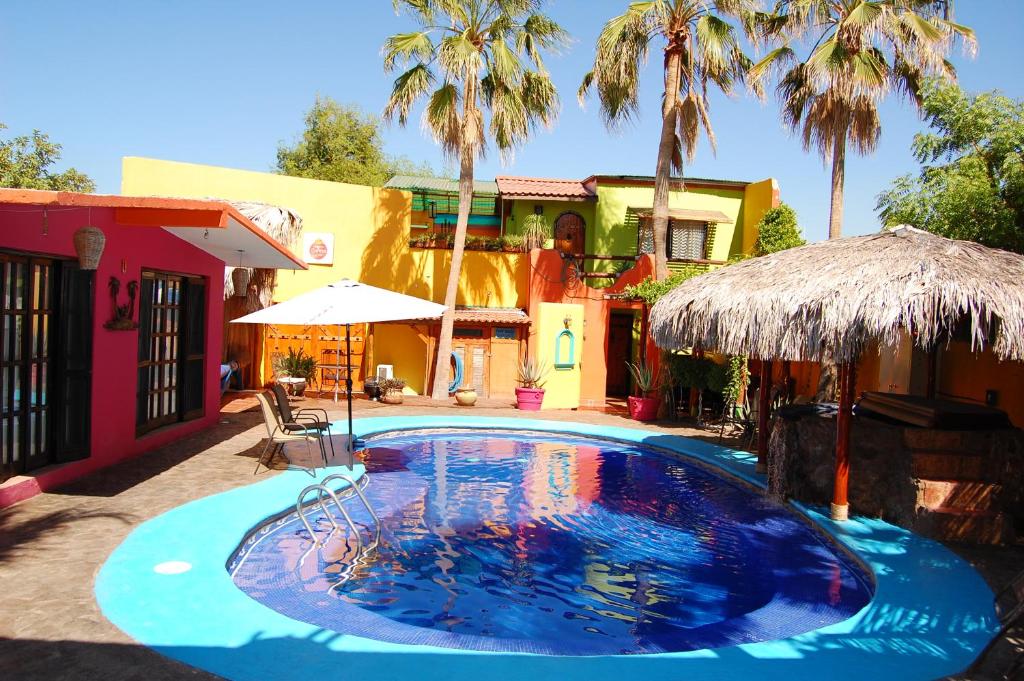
<box><xmin>831</xmin><ymin>362</ymin><xmax>857</xmax><ymax>521</ymax></box>
<box><xmin>639</xmin><ymin>304</ymin><xmax>649</xmax><ymax>364</ymax></box>
<box><xmin>756</xmin><ymin>359</ymin><xmax>772</xmax><ymax>474</ymax></box>
<box><xmin>925</xmin><ymin>348</ymin><xmax>937</xmax><ymax>399</ymax></box>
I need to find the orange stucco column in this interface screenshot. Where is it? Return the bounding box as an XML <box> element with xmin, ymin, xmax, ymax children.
<box><xmin>831</xmin><ymin>362</ymin><xmax>857</xmax><ymax>521</ymax></box>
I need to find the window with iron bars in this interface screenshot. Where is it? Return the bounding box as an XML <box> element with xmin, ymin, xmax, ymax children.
<box><xmin>638</xmin><ymin>219</ymin><xmax>708</xmax><ymax>260</ymax></box>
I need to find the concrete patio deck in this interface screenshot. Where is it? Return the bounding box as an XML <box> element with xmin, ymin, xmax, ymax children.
<box><xmin>1</xmin><ymin>393</ymin><xmax>1021</xmax><ymax>680</ymax></box>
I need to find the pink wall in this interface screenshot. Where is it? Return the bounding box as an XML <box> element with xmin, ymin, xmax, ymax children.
<box><xmin>0</xmin><ymin>206</ymin><xmax>225</xmax><ymax>506</ymax></box>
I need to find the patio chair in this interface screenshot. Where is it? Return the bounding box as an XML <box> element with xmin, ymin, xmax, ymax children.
<box><xmin>717</xmin><ymin>399</ymin><xmax>755</xmax><ymax>449</ymax></box>
<box><xmin>271</xmin><ymin>382</ymin><xmax>336</xmax><ymax>464</ymax></box>
<box><xmin>253</xmin><ymin>392</ymin><xmax>324</xmax><ymax>475</ymax></box>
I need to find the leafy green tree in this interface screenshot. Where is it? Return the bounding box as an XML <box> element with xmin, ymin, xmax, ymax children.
<box><xmin>750</xmin><ymin>1</ymin><xmax>975</xmax><ymax>240</ymax></box>
<box><xmin>876</xmin><ymin>80</ymin><xmax>1024</xmax><ymax>253</ymax></box>
<box><xmin>0</xmin><ymin>124</ymin><xmax>94</xmax><ymax>192</ymax></box>
<box><xmin>276</xmin><ymin>96</ymin><xmax>432</xmax><ymax>186</ymax></box>
<box><xmin>580</xmin><ymin>0</ymin><xmax>757</xmax><ymax>280</ymax></box>
<box><xmin>383</xmin><ymin>0</ymin><xmax>567</xmax><ymax>400</ymax></box>
<box><xmin>753</xmin><ymin>203</ymin><xmax>805</xmax><ymax>255</ymax></box>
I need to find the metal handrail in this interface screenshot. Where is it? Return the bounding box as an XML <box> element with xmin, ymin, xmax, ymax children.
<box><xmin>321</xmin><ymin>473</ymin><xmax>381</xmax><ymax>551</ymax></box>
<box><xmin>295</xmin><ymin>484</ymin><xmax>362</xmax><ymax>551</ymax></box>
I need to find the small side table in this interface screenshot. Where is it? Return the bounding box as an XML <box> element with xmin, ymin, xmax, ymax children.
<box><xmin>277</xmin><ymin>377</ymin><xmax>307</xmax><ymax>398</ymax></box>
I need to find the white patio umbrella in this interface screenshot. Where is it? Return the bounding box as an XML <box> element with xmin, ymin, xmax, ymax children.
<box><xmin>232</xmin><ymin>279</ymin><xmax>447</xmax><ymax>461</ymax></box>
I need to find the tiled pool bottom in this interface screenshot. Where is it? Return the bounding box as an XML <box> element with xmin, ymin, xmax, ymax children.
<box><xmin>96</xmin><ymin>416</ymin><xmax>999</xmax><ymax>681</ymax></box>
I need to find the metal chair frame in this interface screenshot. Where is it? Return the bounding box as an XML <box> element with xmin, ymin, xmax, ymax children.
<box><xmin>271</xmin><ymin>383</ymin><xmax>335</xmax><ymax>465</ymax></box>
<box><xmin>253</xmin><ymin>392</ymin><xmax>323</xmax><ymax>474</ymax></box>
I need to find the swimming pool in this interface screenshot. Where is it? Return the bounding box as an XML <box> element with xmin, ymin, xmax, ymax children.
<box><xmin>96</xmin><ymin>416</ymin><xmax>999</xmax><ymax>681</ymax></box>
<box><xmin>229</xmin><ymin>430</ymin><xmax>873</xmax><ymax>655</ymax></box>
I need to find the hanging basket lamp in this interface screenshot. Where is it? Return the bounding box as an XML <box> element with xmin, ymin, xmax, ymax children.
<box><xmin>231</xmin><ymin>267</ymin><xmax>250</xmax><ymax>298</ymax></box>
<box><xmin>73</xmin><ymin>225</ymin><xmax>106</xmax><ymax>270</ymax></box>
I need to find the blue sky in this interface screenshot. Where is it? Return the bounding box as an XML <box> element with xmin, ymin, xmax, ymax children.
<box><xmin>3</xmin><ymin>1</ymin><xmax>1021</xmax><ymax>243</ymax></box>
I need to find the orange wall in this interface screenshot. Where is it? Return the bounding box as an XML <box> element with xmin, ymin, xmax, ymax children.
<box><xmin>938</xmin><ymin>342</ymin><xmax>1024</xmax><ymax>426</ymax></box>
<box><xmin>527</xmin><ymin>250</ymin><xmax>655</xmax><ymax>407</ymax></box>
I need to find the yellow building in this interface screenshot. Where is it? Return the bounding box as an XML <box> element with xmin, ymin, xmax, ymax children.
<box><xmin>122</xmin><ymin>158</ymin><xmax>778</xmax><ymax>406</ymax></box>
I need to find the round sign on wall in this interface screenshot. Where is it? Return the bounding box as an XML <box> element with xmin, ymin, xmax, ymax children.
<box><xmin>302</xmin><ymin>232</ymin><xmax>335</xmax><ymax>265</ymax></box>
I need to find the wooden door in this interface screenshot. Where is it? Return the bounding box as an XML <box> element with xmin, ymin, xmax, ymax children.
<box><xmin>489</xmin><ymin>337</ymin><xmax>520</xmax><ymax>399</ymax></box>
<box><xmin>554</xmin><ymin>212</ymin><xmax>585</xmax><ymax>255</ymax></box>
<box><xmin>452</xmin><ymin>339</ymin><xmax>488</xmax><ymax>396</ymax></box>
<box><xmin>606</xmin><ymin>313</ymin><xmax>634</xmax><ymax>397</ymax></box>
<box><xmin>1</xmin><ymin>254</ymin><xmax>61</xmax><ymax>479</ymax></box>
<box><xmin>878</xmin><ymin>330</ymin><xmax>913</xmax><ymax>394</ymax></box>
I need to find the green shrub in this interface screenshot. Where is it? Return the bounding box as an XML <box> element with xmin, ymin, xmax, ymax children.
<box><xmin>621</xmin><ymin>266</ymin><xmax>704</xmax><ymax>305</ymax></box>
<box><xmin>753</xmin><ymin>203</ymin><xmax>805</xmax><ymax>256</ymax></box>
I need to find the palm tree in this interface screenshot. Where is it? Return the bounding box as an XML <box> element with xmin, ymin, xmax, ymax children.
<box><xmin>384</xmin><ymin>0</ymin><xmax>567</xmax><ymax>399</ymax></box>
<box><xmin>580</xmin><ymin>1</ymin><xmax>757</xmax><ymax>280</ymax></box>
<box><xmin>750</xmin><ymin>0</ymin><xmax>976</xmax><ymax>240</ymax></box>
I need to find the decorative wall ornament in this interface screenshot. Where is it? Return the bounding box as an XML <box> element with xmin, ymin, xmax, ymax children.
<box><xmin>104</xmin><ymin>276</ymin><xmax>139</xmax><ymax>330</ymax></box>
<box><xmin>73</xmin><ymin>225</ymin><xmax>106</xmax><ymax>270</ymax></box>
<box><xmin>554</xmin><ymin>328</ymin><xmax>576</xmax><ymax>369</ymax></box>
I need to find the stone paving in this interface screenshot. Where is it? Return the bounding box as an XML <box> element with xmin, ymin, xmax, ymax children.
<box><xmin>0</xmin><ymin>393</ymin><xmax>1020</xmax><ymax>680</ymax></box>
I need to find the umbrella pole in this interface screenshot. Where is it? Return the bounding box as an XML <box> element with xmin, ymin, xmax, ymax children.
<box><xmin>334</xmin><ymin>329</ymin><xmax>341</xmax><ymax>403</ymax></box>
<box><xmin>346</xmin><ymin>323</ymin><xmax>354</xmax><ymax>467</ymax></box>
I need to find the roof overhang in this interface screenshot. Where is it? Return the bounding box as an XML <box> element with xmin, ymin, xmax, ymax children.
<box><xmin>160</xmin><ymin>214</ymin><xmax>304</xmax><ymax>270</ymax></box>
<box><xmin>0</xmin><ymin>189</ymin><xmax>306</xmax><ymax>270</ymax></box>
<box><xmin>630</xmin><ymin>207</ymin><xmax>733</xmax><ymax>223</ymax></box>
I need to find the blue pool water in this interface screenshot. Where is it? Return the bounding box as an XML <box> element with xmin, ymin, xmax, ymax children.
<box><xmin>230</xmin><ymin>431</ymin><xmax>873</xmax><ymax>655</ymax></box>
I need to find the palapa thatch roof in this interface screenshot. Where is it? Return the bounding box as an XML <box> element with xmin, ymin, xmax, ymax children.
<box><xmin>223</xmin><ymin>201</ymin><xmax>304</xmax><ymax>301</ymax></box>
<box><xmin>650</xmin><ymin>226</ymin><xmax>1024</xmax><ymax>363</ymax></box>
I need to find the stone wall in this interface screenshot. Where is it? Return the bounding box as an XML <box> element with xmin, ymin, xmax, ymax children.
<box><xmin>768</xmin><ymin>412</ymin><xmax>1024</xmax><ymax>544</ymax></box>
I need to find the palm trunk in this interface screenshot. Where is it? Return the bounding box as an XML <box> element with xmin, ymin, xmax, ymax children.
<box><xmin>652</xmin><ymin>49</ymin><xmax>682</xmax><ymax>281</ymax></box>
<box><xmin>430</xmin><ymin>89</ymin><xmax>477</xmax><ymax>400</ymax></box>
<box><xmin>817</xmin><ymin>126</ymin><xmax>848</xmax><ymax>401</ymax></box>
<box><xmin>828</xmin><ymin>126</ymin><xmax>846</xmax><ymax>240</ymax></box>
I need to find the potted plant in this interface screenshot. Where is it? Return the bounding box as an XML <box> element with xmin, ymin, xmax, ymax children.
<box><xmin>515</xmin><ymin>358</ymin><xmax>549</xmax><ymax>411</ymax></box>
<box><xmin>380</xmin><ymin>378</ymin><xmax>406</xmax><ymax>404</ymax></box>
<box><xmin>626</xmin><ymin>360</ymin><xmax>661</xmax><ymax>421</ymax></box>
<box><xmin>273</xmin><ymin>347</ymin><xmax>317</xmax><ymax>397</ymax></box>
<box><xmin>501</xmin><ymin>234</ymin><xmax>524</xmax><ymax>252</ymax></box>
<box><xmin>520</xmin><ymin>213</ymin><xmax>550</xmax><ymax>251</ymax></box>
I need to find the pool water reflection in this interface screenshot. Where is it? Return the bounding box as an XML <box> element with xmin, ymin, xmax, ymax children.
<box><xmin>230</xmin><ymin>431</ymin><xmax>873</xmax><ymax>655</ymax></box>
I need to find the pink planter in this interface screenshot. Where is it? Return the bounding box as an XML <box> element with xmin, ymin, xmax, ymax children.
<box><xmin>628</xmin><ymin>396</ymin><xmax>660</xmax><ymax>421</ymax></box>
<box><xmin>515</xmin><ymin>387</ymin><xmax>545</xmax><ymax>411</ymax></box>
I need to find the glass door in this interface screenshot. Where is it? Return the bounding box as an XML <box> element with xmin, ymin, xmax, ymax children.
<box><xmin>1</xmin><ymin>253</ymin><xmax>55</xmax><ymax>478</ymax></box>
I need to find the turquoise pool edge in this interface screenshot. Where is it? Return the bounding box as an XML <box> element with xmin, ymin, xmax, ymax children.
<box><xmin>95</xmin><ymin>415</ymin><xmax>999</xmax><ymax>681</ymax></box>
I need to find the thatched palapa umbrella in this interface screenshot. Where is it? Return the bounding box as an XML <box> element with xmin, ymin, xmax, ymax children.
<box><xmin>650</xmin><ymin>226</ymin><xmax>1024</xmax><ymax>521</ymax></box>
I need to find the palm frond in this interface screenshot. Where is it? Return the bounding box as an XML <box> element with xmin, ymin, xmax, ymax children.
<box><xmin>383</xmin><ymin>31</ymin><xmax>434</xmax><ymax>72</ymax></box>
<box><xmin>384</xmin><ymin>64</ymin><xmax>436</xmax><ymax>126</ymax></box>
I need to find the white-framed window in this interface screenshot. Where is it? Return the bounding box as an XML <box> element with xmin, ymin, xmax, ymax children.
<box><xmin>638</xmin><ymin>219</ymin><xmax>708</xmax><ymax>260</ymax></box>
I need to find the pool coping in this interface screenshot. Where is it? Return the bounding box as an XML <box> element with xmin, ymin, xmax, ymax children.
<box><xmin>95</xmin><ymin>416</ymin><xmax>999</xmax><ymax>681</ymax></box>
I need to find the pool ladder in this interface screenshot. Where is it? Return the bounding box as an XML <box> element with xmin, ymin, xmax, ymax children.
<box><xmin>295</xmin><ymin>473</ymin><xmax>382</xmax><ymax>555</ymax></box>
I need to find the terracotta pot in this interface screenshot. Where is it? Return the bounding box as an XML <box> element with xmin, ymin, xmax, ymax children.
<box><xmin>381</xmin><ymin>391</ymin><xmax>404</xmax><ymax>405</ymax></box>
<box><xmin>515</xmin><ymin>387</ymin><xmax>545</xmax><ymax>411</ymax></box>
<box><xmin>455</xmin><ymin>388</ymin><xmax>477</xmax><ymax>406</ymax></box>
<box><xmin>628</xmin><ymin>395</ymin><xmax>660</xmax><ymax>421</ymax></box>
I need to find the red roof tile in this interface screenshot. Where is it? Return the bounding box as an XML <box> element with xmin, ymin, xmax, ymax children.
<box><xmin>404</xmin><ymin>307</ymin><xmax>531</xmax><ymax>325</ymax></box>
<box><xmin>495</xmin><ymin>176</ymin><xmax>593</xmax><ymax>200</ymax></box>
